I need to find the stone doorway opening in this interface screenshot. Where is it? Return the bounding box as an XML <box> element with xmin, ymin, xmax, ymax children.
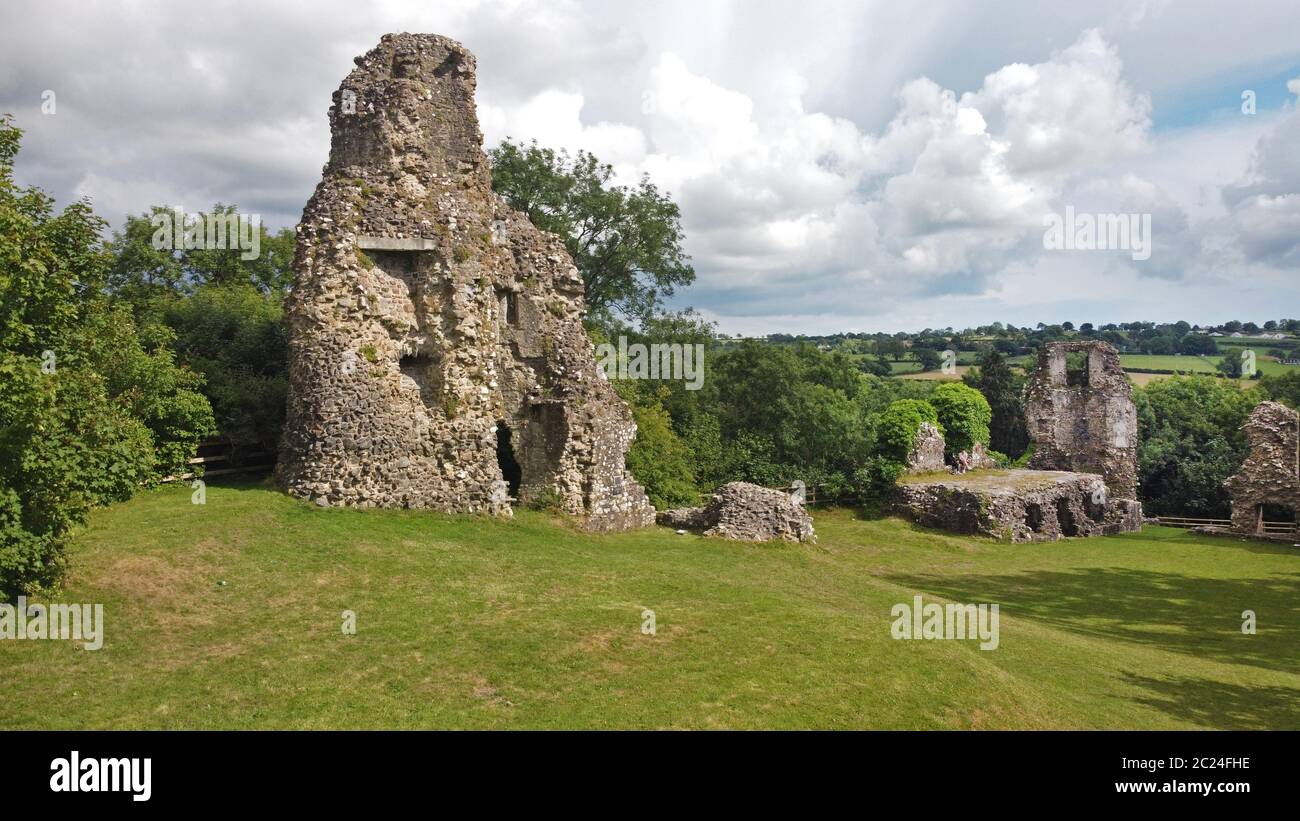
<box><xmin>1055</xmin><ymin>497</ymin><xmax>1079</xmax><ymax>536</ymax></box>
<box><xmin>1024</xmin><ymin>502</ymin><xmax>1044</xmax><ymax>534</ymax></box>
<box><xmin>496</xmin><ymin>421</ymin><xmax>522</xmax><ymax>497</ymax></box>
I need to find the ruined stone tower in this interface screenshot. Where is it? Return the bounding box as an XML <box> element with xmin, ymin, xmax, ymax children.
<box><xmin>1023</xmin><ymin>341</ymin><xmax>1139</xmax><ymax>500</ymax></box>
<box><xmin>277</xmin><ymin>33</ymin><xmax>655</xmax><ymax>531</ymax></box>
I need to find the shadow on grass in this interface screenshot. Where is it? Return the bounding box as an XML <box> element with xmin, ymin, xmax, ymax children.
<box><xmin>199</xmin><ymin>475</ymin><xmax>277</xmax><ymax>493</ymax></box>
<box><xmin>1121</xmin><ymin>672</ymin><xmax>1300</xmax><ymax>729</ymax></box>
<box><xmin>885</xmin><ymin>567</ymin><xmax>1300</xmax><ymax>675</ymax></box>
<box><xmin>847</xmin><ymin>502</ymin><xmax>894</xmax><ymax>522</ymax></box>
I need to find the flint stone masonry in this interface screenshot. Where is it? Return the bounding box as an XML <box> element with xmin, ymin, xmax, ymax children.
<box><xmin>905</xmin><ymin>422</ymin><xmax>947</xmax><ymax>473</ymax></box>
<box><xmin>277</xmin><ymin>33</ymin><xmax>655</xmax><ymax>531</ymax></box>
<box><xmin>963</xmin><ymin>442</ymin><xmax>997</xmax><ymax>471</ymax></box>
<box><xmin>1225</xmin><ymin>401</ymin><xmax>1300</xmax><ymax>534</ymax></box>
<box><xmin>657</xmin><ymin>482</ymin><xmax>816</xmax><ymax>543</ymax></box>
<box><xmin>1024</xmin><ymin>341</ymin><xmax>1139</xmax><ymax>500</ymax></box>
<box><xmin>893</xmin><ymin>470</ymin><xmax>1143</xmax><ymax>543</ymax></box>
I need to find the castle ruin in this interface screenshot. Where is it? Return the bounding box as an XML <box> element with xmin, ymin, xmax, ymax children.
<box><xmin>276</xmin><ymin>33</ymin><xmax>655</xmax><ymax>531</ymax></box>
<box><xmin>1024</xmin><ymin>341</ymin><xmax>1139</xmax><ymax>500</ymax></box>
<box><xmin>892</xmin><ymin>340</ymin><xmax>1142</xmax><ymax>542</ymax></box>
<box><xmin>1224</xmin><ymin>401</ymin><xmax>1299</xmax><ymax>535</ymax></box>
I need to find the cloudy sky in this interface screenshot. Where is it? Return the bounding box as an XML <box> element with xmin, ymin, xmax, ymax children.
<box><xmin>2</xmin><ymin>0</ymin><xmax>1299</xmax><ymax>334</ymax></box>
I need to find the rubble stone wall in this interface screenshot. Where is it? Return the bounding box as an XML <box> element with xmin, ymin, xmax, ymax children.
<box><xmin>1225</xmin><ymin>401</ymin><xmax>1300</xmax><ymax>534</ymax></box>
<box><xmin>277</xmin><ymin>33</ymin><xmax>654</xmax><ymax>531</ymax></box>
<box><xmin>1024</xmin><ymin>341</ymin><xmax>1139</xmax><ymax>500</ymax></box>
<box><xmin>893</xmin><ymin>470</ymin><xmax>1143</xmax><ymax>543</ymax></box>
<box><xmin>657</xmin><ymin>482</ymin><xmax>816</xmax><ymax>543</ymax></box>
<box><xmin>905</xmin><ymin>422</ymin><xmax>947</xmax><ymax>473</ymax></box>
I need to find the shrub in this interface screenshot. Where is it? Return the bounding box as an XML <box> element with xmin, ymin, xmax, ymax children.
<box><xmin>80</xmin><ymin>303</ymin><xmax>216</xmax><ymax>478</ymax></box>
<box><xmin>929</xmin><ymin>382</ymin><xmax>992</xmax><ymax>458</ymax></box>
<box><xmin>0</xmin><ymin>115</ymin><xmax>214</xmax><ymax>593</ymax></box>
<box><xmin>0</xmin><ymin>353</ymin><xmax>155</xmax><ymax>595</ymax></box>
<box><xmin>854</xmin><ymin>456</ymin><xmax>906</xmax><ymax>498</ymax></box>
<box><xmin>876</xmin><ymin>399</ymin><xmax>940</xmax><ymax>464</ymax></box>
<box><xmin>626</xmin><ymin>402</ymin><xmax>699</xmax><ymax>509</ymax></box>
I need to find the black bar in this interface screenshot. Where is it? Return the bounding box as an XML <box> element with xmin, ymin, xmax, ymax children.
<box><xmin>4</xmin><ymin>730</ymin><xmax>1289</xmax><ymax>808</ymax></box>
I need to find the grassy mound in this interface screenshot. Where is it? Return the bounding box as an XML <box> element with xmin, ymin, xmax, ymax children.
<box><xmin>3</xmin><ymin>479</ymin><xmax>1297</xmax><ymax>729</ymax></box>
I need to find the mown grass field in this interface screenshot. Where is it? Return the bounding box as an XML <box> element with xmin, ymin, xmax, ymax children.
<box><xmin>1121</xmin><ymin>352</ymin><xmax>1297</xmax><ymax>379</ymax></box>
<box><xmin>1118</xmin><ymin>354</ymin><xmax>1219</xmax><ymax>373</ymax></box>
<box><xmin>3</xmin><ymin>480</ymin><xmax>1298</xmax><ymax>729</ymax></box>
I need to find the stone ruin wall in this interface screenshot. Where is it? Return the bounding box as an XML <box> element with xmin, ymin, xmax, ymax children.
<box><xmin>1024</xmin><ymin>341</ymin><xmax>1139</xmax><ymax>501</ymax></box>
<box><xmin>893</xmin><ymin>471</ymin><xmax>1143</xmax><ymax>543</ymax></box>
<box><xmin>904</xmin><ymin>422</ymin><xmax>946</xmax><ymax>473</ymax></box>
<box><xmin>276</xmin><ymin>33</ymin><xmax>654</xmax><ymax>531</ymax></box>
<box><xmin>1225</xmin><ymin>401</ymin><xmax>1300</xmax><ymax>534</ymax></box>
<box><xmin>657</xmin><ymin>482</ymin><xmax>816</xmax><ymax>543</ymax></box>
<box><xmin>904</xmin><ymin>423</ymin><xmax>994</xmax><ymax>474</ymax></box>
<box><xmin>892</xmin><ymin>339</ymin><xmax>1143</xmax><ymax>542</ymax></box>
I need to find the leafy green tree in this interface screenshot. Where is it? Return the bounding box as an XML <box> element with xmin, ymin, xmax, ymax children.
<box><xmin>1135</xmin><ymin>376</ymin><xmax>1261</xmax><ymax>516</ymax></box>
<box><xmin>79</xmin><ymin>303</ymin><xmax>216</xmax><ymax>477</ymax></box>
<box><xmin>104</xmin><ymin>206</ymin><xmax>186</xmax><ymax>310</ymax></box>
<box><xmin>106</xmin><ymin>203</ymin><xmax>296</xmax><ymax>310</ymax></box>
<box><xmin>880</xmin><ymin>337</ymin><xmax>907</xmax><ymax>361</ymax></box>
<box><xmin>106</xmin><ymin>202</ymin><xmax>293</xmax><ymax>453</ymax></box>
<box><xmin>773</xmin><ymin>382</ymin><xmax>872</xmax><ymax>478</ymax></box>
<box><xmin>1216</xmin><ymin>352</ymin><xmax>1246</xmax><ymax>378</ymax></box>
<box><xmin>626</xmin><ymin>401</ymin><xmax>699</xmax><ymax>508</ymax></box>
<box><xmin>710</xmin><ymin>341</ymin><xmax>806</xmax><ymax>443</ymax></box>
<box><xmin>181</xmin><ymin>204</ymin><xmax>296</xmax><ymax>293</ymax></box>
<box><xmin>876</xmin><ymin>399</ymin><xmax>941</xmax><ymax>465</ymax></box>
<box><xmin>859</xmin><ymin>355</ymin><xmax>892</xmax><ymax>377</ymax></box>
<box><xmin>718</xmin><ymin>431</ymin><xmax>786</xmax><ymax>489</ymax></box>
<box><xmin>1259</xmin><ymin>371</ymin><xmax>1300</xmax><ymax>409</ymax></box>
<box><xmin>1144</xmin><ymin>335</ymin><xmax>1177</xmax><ymax>355</ymax></box>
<box><xmin>1181</xmin><ymin>334</ymin><xmax>1217</xmax><ymax>356</ymax></box>
<box><xmin>0</xmin><ymin>115</ymin><xmax>214</xmax><ymax>594</ymax></box>
<box><xmin>489</xmin><ymin>139</ymin><xmax>694</xmax><ymax>328</ymax></box>
<box><xmin>929</xmin><ymin>382</ymin><xmax>992</xmax><ymax>458</ymax></box>
<box><xmin>914</xmin><ymin>347</ymin><xmax>942</xmax><ymax>372</ymax></box>
<box><xmin>1</xmin><ymin>354</ymin><xmax>155</xmax><ymax>594</ymax></box>
<box><xmin>964</xmin><ymin>348</ymin><xmax>1028</xmax><ymax>458</ymax></box>
<box><xmin>163</xmin><ymin>284</ymin><xmax>287</xmax><ymax>454</ymax></box>
<box><xmin>680</xmin><ymin>412</ymin><xmax>726</xmax><ymax>491</ymax></box>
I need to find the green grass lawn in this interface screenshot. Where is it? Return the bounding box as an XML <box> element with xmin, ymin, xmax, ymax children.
<box><xmin>3</xmin><ymin>480</ymin><xmax>1298</xmax><ymax>729</ymax></box>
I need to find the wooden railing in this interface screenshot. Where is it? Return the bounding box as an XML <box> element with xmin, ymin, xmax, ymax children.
<box><xmin>1261</xmin><ymin>521</ymin><xmax>1298</xmax><ymax>535</ymax></box>
<box><xmin>763</xmin><ymin>483</ymin><xmax>865</xmax><ymax>507</ymax></box>
<box><xmin>162</xmin><ymin>440</ymin><xmax>274</xmax><ymax>483</ymax></box>
<box><xmin>1155</xmin><ymin>516</ymin><xmax>1231</xmax><ymax>529</ymax></box>
<box><xmin>1155</xmin><ymin>516</ymin><xmax>1297</xmax><ymax>536</ymax></box>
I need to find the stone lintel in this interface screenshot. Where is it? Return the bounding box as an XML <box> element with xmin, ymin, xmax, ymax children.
<box><xmin>357</xmin><ymin>236</ymin><xmax>439</xmax><ymax>252</ymax></box>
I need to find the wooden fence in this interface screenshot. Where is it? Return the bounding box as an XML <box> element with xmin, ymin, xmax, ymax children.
<box><xmin>1155</xmin><ymin>515</ymin><xmax>1297</xmax><ymax>536</ymax></box>
<box><xmin>1154</xmin><ymin>516</ymin><xmax>1231</xmax><ymax>529</ymax></box>
<box><xmin>763</xmin><ymin>483</ymin><xmax>864</xmax><ymax>507</ymax></box>
<box><xmin>162</xmin><ymin>440</ymin><xmax>274</xmax><ymax>483</ymax></box>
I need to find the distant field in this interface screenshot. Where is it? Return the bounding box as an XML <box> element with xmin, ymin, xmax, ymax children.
<box><xmin>889</xmin><ymin>360</ymin><xmax>923</xmax><ymax>374</ymax></box>
<box><xmin>898</xmin><ymin>365</ymin><xmax>970</xmax><ymax>381</ymax></box>
<box><xmin>1119</xmin><ymin>354</ymin><xmax>1218</xmax><ymax>373</ymax></box>
<box><xmin>1234</xmin><ymin>353</ymin><xmax>1299</xmax><ymax>377</ymax></box>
